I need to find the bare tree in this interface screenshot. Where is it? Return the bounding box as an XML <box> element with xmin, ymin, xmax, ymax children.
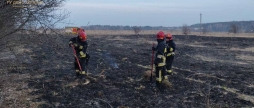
<box><xmin>229</xmin><ymin>24</ymin><xmax>239</xmax><ymax>34</ymax></box>
<box><xmin>245</xmin><ymin>26</ymin><xmax>254</xmax><ymax>33</ymax></box>
<box><xmin>133</xmin><ymin>26</ymin><xmax>141</xmax><ymax>35</ymax></box>
<box><xmin>0</xmin><ymin>0</ymin><xmax>69</xmax><ymax>40</ymax></box>
<box><xmin>202</xmin><ymin>26</ymin><xmax>208</xmax><ymax>34</ymax></box>
<box><xmin>182</xmin><ymin>24</ymin><xmax>190</xmax><ymax>35</ymax></box>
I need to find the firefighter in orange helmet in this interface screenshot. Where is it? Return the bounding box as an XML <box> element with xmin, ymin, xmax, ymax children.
<box><xmin>152</xmin><ymin>31</ymin><xmax>168</xmax><ymax>87</ymax></box>
<box><xmin>69</xmin><ymin>31</ymin><xmax>90</xmax><ymax>78</ymax></box>
<box><xmin>165</xmin><ymin>33</ymin><xmax>176</xmax><ymax>75</ymax></box>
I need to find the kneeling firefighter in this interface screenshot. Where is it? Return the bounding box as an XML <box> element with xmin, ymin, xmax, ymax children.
<box><xmin>152</xmin><ymin>31</ymin><xmax>168</xmax><ymax>87</ymax></box>
<box><xmin>165</xmin><ymin>33</ymin><xmax>176</xmax><ymax>75</ymax></box>
<box><xmin>69</xmin><ymin>31</ymin><xmax>90</xmax><ymax>78</ymax></box>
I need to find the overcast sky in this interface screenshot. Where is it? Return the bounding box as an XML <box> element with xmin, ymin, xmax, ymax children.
<box><xmin>59</xmin><ymin>0</ymin><xmax>254</xmax><ymax>27</ymax></box>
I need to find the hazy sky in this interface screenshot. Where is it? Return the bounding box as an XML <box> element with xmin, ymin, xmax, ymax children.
<box><xmin>59</xmin><ymin>0</ymin><xmax>254</xmax><ymax>27</ymax></box>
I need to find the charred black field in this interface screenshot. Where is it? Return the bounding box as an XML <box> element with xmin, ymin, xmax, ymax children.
<box><xmin>0</xmin><ymin>34</ymin><xmax>254</xmax><ymax>108</ymax></box>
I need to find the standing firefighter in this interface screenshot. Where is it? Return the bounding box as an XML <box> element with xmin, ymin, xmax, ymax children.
<box><xmin>69</xmin><ymin>31</ymin><xmax>90</xmax><ymax>78</ymax></box>
<box><xmin>152</xmin><ymin>31</ymin><xmax>167</xmax><ymax>87</ymax></box>
<box><xmin>165</xmin><ymin>33</ymin><xmax>176</xmax><ymax>75</ymax></box>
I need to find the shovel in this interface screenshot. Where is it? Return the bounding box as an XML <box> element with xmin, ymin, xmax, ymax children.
<box><xmin>71</xmin><ymin>45</ymin><xmax>82</xmax><ymax>71</ymax></box>
<box><xmin>71</xmin><ymin>45</ymin><xmax>91</xmax><ymax>84</ymax></box>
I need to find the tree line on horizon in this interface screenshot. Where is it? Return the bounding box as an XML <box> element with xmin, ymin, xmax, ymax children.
<box><xmin>191</xmin><ymin>21</ymin><xmax>254</xmax><ymax>33</ymax></box>
<box><xmin>78</xmin><ymin>21</ymin><xmax>254</xmax><ymax>33</ymax></box>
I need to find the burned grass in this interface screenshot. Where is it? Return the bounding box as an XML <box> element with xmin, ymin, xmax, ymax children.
<box><xmin>0</xmin><ymin>34</ymin><xmax>254</xmax><ymax>108</ymax></box>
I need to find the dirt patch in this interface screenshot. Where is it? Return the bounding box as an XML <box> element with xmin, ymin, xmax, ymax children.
<box><xmin>188</xmin><ymin>44</ymin><xmax>207</xmax><ymax>48</ymax></box>
<box><xmin>0</xmin><ymin>51</ymin><xmax>16</xmax><ymax>60</ymax></box>
<box><xmin>230</xmin><ymin>47</ymin><xmax>254</xmax><ymax>52</ymax></box>
<box><xmin>236</xmin><ymin>55</ymin><xmax>254</xmax><ymax>61</ymax></box>
<box><xmin>195</xmin><ymin>54</ymin><xmax>249</xmax><ymax>65</ymax></box>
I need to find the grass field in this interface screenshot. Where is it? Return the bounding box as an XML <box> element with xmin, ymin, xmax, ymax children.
<box><xmin>0</xmin><ymin>32</ymin><xmax>254</xmax><ymax>107</ymax></box>
<box><xmin>85</xmin><ymin>30</ymin><xmax>254</xmax><ymax>37</ymax></box>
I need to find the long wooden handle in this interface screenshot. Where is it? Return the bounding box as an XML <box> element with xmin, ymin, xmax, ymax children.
<box><xmin>71</xmin><ymin>45</ymin><xmax>82</xmax><ymax>71</ymax></box>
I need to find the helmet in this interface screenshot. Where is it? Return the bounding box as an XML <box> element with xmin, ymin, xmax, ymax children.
<box><xmin>77</xmin><ymin>28</ymin><xmax>83</xmax><ymax>34</ymax></box>
<box><xmin>156</xmin><ymin>31</ymin><xmax>164</xmax><ymax>39</ymax></box>
<box><xmin>79</xmin><ymin>31</ymin><xmax>87</xmax><ymax>41</ymax></box>
<box><xmin>165</xmin><ymin>33</ymin><xmax>173</xmax><ymax>40</ymax></box>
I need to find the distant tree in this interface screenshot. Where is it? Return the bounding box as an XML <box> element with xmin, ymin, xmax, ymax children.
<box><xmin>202</xmin><ymin>26</ymin><xmax>208</xmax><ymax>34</ymax></box>
<box><xmin>144</xmin><ymin>26</ymin><xmax>152</xmax><ymax>30</ymax></box>
<box><xmin>251</xmin><ymin>26</ymin><xmax>254</xmax><ymax>33</ymax></box>
<box><xmin>245</xmin><ymin>26</ymin><xmax>254</xmax><ymax>33</ymax></box>
<box><xmin>124</xmin><ymin>26</ymin><xmax>131</xmax><ymax>30</ymax></box>
<box><xmin>133</xmin><ymin>26</ymin><xmax>141</xmax><ymax>35</ymax></box>
<box><xmin>182</xmin><ymin>24</ymin><xmax>190</xmax><ymax>35</ymax></box>
<box><xmin>229</xmin><ymin>24</ymin><xmax>239</xmax><ymax>34</ymax></box>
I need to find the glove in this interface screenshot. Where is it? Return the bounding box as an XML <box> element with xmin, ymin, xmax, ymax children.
<box><xmin>69</xmin><ymin>41</ymin><xmax>73</xmax><ymax>47</ymax></box>
<box><xmin>170</xmin><ymin>48</ymin><xmax>173</xmax><ymax>52</ymax></box>
<box><xmin>167</xmin><ymin>52</ymin><xmax>175</xmax><ymax>56</ymax></box>
<box><xmin>152</xmin><ymin>47</ymin><xmax>156</xmax><ymax>51</ymax></box>
<box><xmin>79</xmin><ymin>51</ymin><xmax>86</xmax><ymax>58</ymax></box>
<box><xmin>172</xmin><ymin>52</ymin><xmax>175</xmax><ymax>56</ymax></box>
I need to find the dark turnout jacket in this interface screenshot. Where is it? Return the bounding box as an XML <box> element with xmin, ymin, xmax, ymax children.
<box><xmin>154</xmin><ymin>39</ymin><xmax>167</xmax><ymax>66</ymax></box>
<box><xmin>166</xmin><ymin>40</ymin><xmax>176</xmax><ymax>52</ymax></box>
<box><xmin>69</xmin><ymin>36</ymin><xmax>88</xmax><ymax>56</ymax></box>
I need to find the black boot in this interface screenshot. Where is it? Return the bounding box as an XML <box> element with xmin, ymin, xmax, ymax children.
<box><xmin>75</xmin><ymin>70</ymin><xmax>80</xmax><ymax>77</ymax></box>
<box><xmin>79</xmin><ymin>71</ymin><xmax>87</xmax><ymax>80</ymax></box>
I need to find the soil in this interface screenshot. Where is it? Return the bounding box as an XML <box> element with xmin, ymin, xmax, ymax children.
<box><xmin>0</xmin><ymin>34</ymin><xmax>254</xmax><ymax>108</ymax></box>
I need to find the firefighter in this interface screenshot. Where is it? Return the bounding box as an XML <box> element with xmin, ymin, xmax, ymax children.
<box><xmin>69</xmin><ymin>31</ymin><xmax>90</xmax><ymax>78</ymax></box>
<box><xmin>152</xmin><ymin>31</ymin><xmax>167</xmax><ymax>87</ymax></box>
<box><xmin>165</xmin><ymin>33</ymin><xmax>176</xmax><ymax>75</ymax></box>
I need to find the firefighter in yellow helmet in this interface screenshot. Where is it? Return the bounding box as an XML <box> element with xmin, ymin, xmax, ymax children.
<box><xmin>152</xmin><ymin>31</ymin><xmax>168</xmax><ymax>87</ymax></box>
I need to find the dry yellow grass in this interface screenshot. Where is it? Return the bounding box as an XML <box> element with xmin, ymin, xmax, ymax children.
<box><xmin>86</xmin><ymin>30</ymin><xmax>157</xmax><ymax>35</ymax></box>
<box><xmin>162</xmin><ymin>79</ymin><xmax>173</xmax><ymax>89</ymax></box>
<box><xmin>142</xmin><ymin>70</ymin><xmax>155</xmax><ymax>80</ymax></box>
<box><xmin>85</xmin><ymin>30</ymin><xmax>254</xmax><ymax>38</ymax></box>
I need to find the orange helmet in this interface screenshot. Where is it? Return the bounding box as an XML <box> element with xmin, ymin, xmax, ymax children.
<box><xmin>156</xmin><ymin>31</ymin><xmax>164</xmax><ymax>39</ymax></box>
<box><xmin>79</xmin><ymin>31</ymin><xmax>87</xmax><ymax>41</ymax></box>
<box><xmin>165</xmin><ymin>33</ymin><xmax>173</xmax><ymax>40</ymax></box>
